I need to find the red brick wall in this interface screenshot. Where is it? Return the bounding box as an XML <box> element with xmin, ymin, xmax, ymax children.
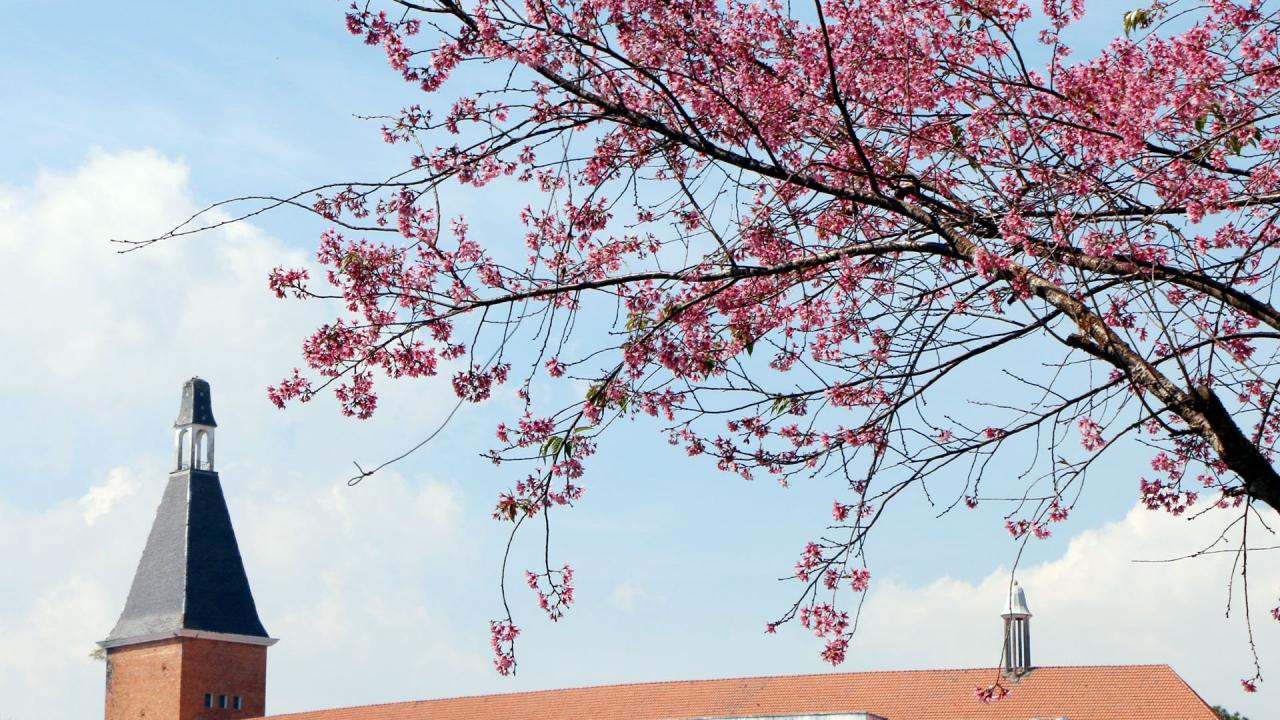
<box><xmin>105</xmin><ymin>638</ymin><xmax>267</xmax><ymax>720</ymax></box>
<box><xmin>179</xmin><ymin>638</ymin><xmax>268</xmax><ymax>719</ymax></box>
<box><xmin>105</xmin><ymin>639</ymin><xmax>183</xmax><ymax>720</ymax></box>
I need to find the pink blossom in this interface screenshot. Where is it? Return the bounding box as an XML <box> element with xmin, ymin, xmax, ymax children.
<box><xmin>267</xmin><ymin>266</ymin><xmax>310</xmax><ymax>299</ymax></box>
<box><xmin>848</xmin><ymin>568</ymin><xmax>871</xmax><ymax>592</ymax></box>
<box><xmin>544</xmin><ymin>357</ymin><xmax>565</xmax><ymax>377</ymax></box>
<box><xmin>794</xmin><ymin>542</ymin><xmax>823</xmax><ymax>582</ymax></box>
<box><xmin>489</xmin><ymin>619</ymin><xmax>520</xmax><ymax>676</ymax></box>
<box><xmin>974</xmin><ymin>684</ymin><xmax>1009</xmax><ymax>703</ymax></box>
<box><xmin>1006</xmin><ymin>518</ymin><xmax>1051</xmax><ymax>540</ymax></box>
<box><xmin>1078</xmin><ymin>417</ymin><xmax>1105</xmax><ymax>452</ymax></box>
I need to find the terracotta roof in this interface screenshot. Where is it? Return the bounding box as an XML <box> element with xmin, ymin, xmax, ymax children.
<box><xmin>264</xmin><ymin>664</ymin><xmax>1217</xmax><ymax>720</ymax></box>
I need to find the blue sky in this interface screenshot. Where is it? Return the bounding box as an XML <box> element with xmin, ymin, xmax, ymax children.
<box><xmin>1</xmin><ymin>1</ymin><xmax>1278</xmax><ymax>718</ymax></box>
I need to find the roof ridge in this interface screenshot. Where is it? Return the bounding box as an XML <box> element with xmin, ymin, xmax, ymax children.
<box><xmin>1161</xmin><ymin>663</ymin><xmax>1222</xmax><ymax>716</ymax></box>
<box><xmin>264</xmin><ymin>664</ymin><xmax>1178</xmax><ymax>718</ymax></box>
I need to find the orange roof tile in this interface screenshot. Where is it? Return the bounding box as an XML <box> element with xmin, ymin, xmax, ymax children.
<box><xmin>264</xmin><ymin>664</ymin><xmax>1218</xmax><ymax>720</ymax></box>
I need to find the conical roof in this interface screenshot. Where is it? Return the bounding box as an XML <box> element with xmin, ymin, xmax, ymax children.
<box><xmin>104</xmin><ymin>469</ymin><xmax>269</xmax><ymax>644</ymax></box>
<box><xmin>1002</xmin><ymin>581</ymin><xmax>1031</xmax><ymax>617</ymax></box>
<box><xmin>104</xmin><ymin>379</ymin><xmax>266</xmax><ymax>647</ymax></box>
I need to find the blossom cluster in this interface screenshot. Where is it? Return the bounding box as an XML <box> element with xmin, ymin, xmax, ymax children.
<box><xmin>525</xmin><ymin>564</ymin><xmax>575</xmax><ymax>622</ymax></box>
<box><xmin>251</xmin><ymin>0</ymin><xmax>1280</xmax><ymax>681</ymax></box>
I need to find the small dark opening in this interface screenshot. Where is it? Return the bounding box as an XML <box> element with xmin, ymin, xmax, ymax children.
<box><xmin>204</xmin><ymin>693</ymin><xmax>213</xmax><ymax>708</ymax></box>
<box><xmin>219</xmin><ymin>694</ymin><xmax>227</xmax><ymax>709</ymax></box>
<box><xmin>234</xmin><ymin>696</ymin><xmax>242</xmax><ymax>710</ymax></box>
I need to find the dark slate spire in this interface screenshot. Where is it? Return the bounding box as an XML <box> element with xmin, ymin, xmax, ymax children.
<box><xmin>103</xmin><ymin>380</ymin><xmax>269</xmax><ymax>647</ymax></box>
<box><xmin>175</xmin><ymin>377</ymin><xmax>217</xmax><ymax>427</ymax></box>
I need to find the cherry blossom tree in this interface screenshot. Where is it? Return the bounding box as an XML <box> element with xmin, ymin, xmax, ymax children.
<box><xmin>147</xmin><ymin>0</ymin><xmax>1280</xmax><ymax>693</ymax></box>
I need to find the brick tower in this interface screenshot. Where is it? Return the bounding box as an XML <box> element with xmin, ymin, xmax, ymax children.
<box><xmin>100</xmin><ymin>378</ymin><xmax>276</xmax><ymax>719</ymax></box>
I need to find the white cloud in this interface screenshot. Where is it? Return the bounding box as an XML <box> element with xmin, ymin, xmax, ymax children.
<box><xmin>417</xmin><ymin>480</ymin><xmax>461</xmax><ymax>529</ymax></box>
<box><xmin>0</xmin><ymin>148</ymin><xmax>460</xmax><ymax>490</ymax></box>
<box><xmin>0</xmin><ymin>461</ymin><xmax>478</xmax><ymax>719</ymax></box>
<box><xmin>236</xmin><ymin>472</ymin><xmax>485</xmax><ymax>710</ymax></box>
<box><xmin>0</xmin><ymin>466</ymin><xmax>151</xmax><ymax>719</ymax></box>
<box><xmin>609</xmin><ymin>581</ymin><xmax>644</xmax><ymax>611</ymax></box>
<box><xmin>853</xmin><ymin>502</ymin><xmax>1280</xmax><ymax>717</ymax></box>
<box><xmin>0</xmin><ymin>149</ymin><xmax>484</xmax><ymax>719</ymax></box>
<box><xmin>78</xmin><ymin>468</ymin><xmax>139</xmax><ymax>525</ymax></box>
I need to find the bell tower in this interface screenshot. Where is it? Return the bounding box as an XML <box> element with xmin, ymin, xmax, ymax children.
<box><xmin>175</xmin><ymin>377</ymin><xmax>217</xmax><ymax>473</ymax></box>
<box><xmin>101</xmin><ymin>378</ymin><xmax>276</xmax><ymax>719</ymax></box>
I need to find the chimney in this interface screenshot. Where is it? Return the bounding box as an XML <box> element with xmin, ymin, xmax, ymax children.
<box><xmin>1001</xmin><ymin>581</ymin><xmax>1032</xmax><ymax>676</ymax></box>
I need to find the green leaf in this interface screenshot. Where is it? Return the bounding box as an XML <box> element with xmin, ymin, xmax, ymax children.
<box><xmin>586</xmin><ymin>383</ymin><xmax>606</xmax><ymax>407</ymax></box>
<box><xmin>770</xmin><ymin>396</ymin><xmax>791</xmax><ymax>416</ymax></box>
<box><xmin>539</xmin><ymin>435</ymin><xmax>564</xmax><ymax>458</ymax></box>
<box><xmin>625</xmin><ymin>312</ymin><xmax>649</xmax><ymax>331</ymax></box>
<box><xmin>1122</xmin><ymin>9</ymin><xmax>1151</xmax><ymax>37</ymax></box>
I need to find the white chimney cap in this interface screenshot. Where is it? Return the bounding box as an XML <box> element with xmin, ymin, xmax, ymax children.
<box><xmin>1002</xmin><ymin>580</ymin><xmax>1031</xmax><ymax>617</ymax></box>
